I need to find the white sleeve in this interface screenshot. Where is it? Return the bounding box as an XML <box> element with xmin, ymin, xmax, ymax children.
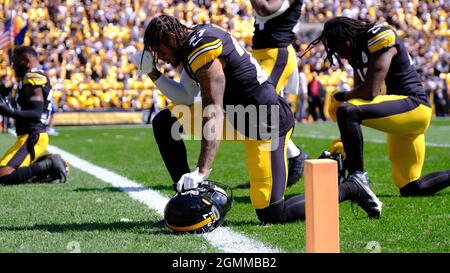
<box><xmin>180</xmin><ymin>69</ymin><xmax>200</xmax><ymax>98</ymax></box>
<box><xmin>254</xmin><ymin>0</ymin><xmax>290</xmax><ymax>20</ymax></box>
<box><xmin>153</xmin><ymin>69</ymin><xmax>200</xmax><ymax>105</ymax></box>
<box><xmin>299</xmin><ymin>72</ymin><xmax>308</xmax><ymax>96</ymax></box>
<box><xmin>284</xmin><ymin>64</ymin><xmax>300</xmax><ymax>95</ymax></box>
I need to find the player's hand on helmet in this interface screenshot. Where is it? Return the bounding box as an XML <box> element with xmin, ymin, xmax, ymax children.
<box><xmin>0</xmin><ymin>101</ymin><xmax>14</xmax><ymax>116</ymax></box>
<box><xmin>176</xmin><ymin>167</ymin><xmax>212</xmax><ymax>192</ymax></box>
<box><xmin>129</xmin><ymin>50</ymin><xmax>155</xmax><ymax>76</ymax></box>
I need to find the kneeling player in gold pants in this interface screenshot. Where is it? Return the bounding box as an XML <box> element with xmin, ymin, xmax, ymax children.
<box><xmin>303</xmin><ymin>18</ymin><xmax>449</xmax><ymax>209</ymax></box>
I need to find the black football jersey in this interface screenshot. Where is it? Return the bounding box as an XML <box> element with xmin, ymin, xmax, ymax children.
<box><xmin>252</xmin><ymin>0</ymin><xmax>303</xmax><ymax>49</ymax></box>
<box><xmin>350</xmin><ymin>25</ymin><xmax>429</xmax><ymax>104</ymax></box>
<box><xmin>181</xmin><ymin>24</ymin><xmax>294</xmax><ymax>138</ymax></box>
<box><xmin>15</xmin><ymin>69</ymin><xmax>53</xmax><ymax>134</ymax></box>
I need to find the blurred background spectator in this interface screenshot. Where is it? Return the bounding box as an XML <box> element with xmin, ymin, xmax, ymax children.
<box><xmin>307</xmin><ymin>71</ymin><xmax>327</xmax><ymax>122</ymax></box>
<box><xmin>0</xmin><ymin>0</ymin><xmax>448</xmax><ymax>121</ymax></box>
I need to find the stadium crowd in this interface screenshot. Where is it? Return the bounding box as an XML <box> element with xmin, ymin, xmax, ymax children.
<box><xmin>0</xmin><ymin>0</ymin><xmax>449</xmax><ymax>118</ymax></box>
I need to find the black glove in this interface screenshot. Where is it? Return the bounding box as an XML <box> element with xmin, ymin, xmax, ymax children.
<box><xmin>0</xmin><ymin>101</ymin><xmax>14</xmax><ymax>117</ymax></box>
<box><xmin>333</xmin><ymin>91</ymin><xmax>346</xmax><ymax>102</ymax></box>
<box><xmin>318</xmin><ymin>151</ymin><xmax>346</xmax><ymax>185</ymax></box>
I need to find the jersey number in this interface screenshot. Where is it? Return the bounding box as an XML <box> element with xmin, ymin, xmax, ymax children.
<box><xmin>231</xmin><ymin>37</ymin><xmax>268</xmax><ymax>84</ymax></box>
<box><xmin>189</xmin><ymin>29</ymin><xmax>206</xmax><ymax>47</ymax></box>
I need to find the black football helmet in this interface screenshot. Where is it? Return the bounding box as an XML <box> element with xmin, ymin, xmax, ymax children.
<box><xmin>164</xmin><ymin>181</ymin><xmax>233</xmax><ymax>233</ymax></box>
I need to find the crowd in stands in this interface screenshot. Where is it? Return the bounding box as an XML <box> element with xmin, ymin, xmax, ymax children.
<box><xmin>0</xmin><ymin>0</ymin><xmax>449</xmax><ymax>118</ymax></box>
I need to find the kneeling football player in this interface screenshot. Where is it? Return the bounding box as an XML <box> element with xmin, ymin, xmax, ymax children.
<box><xmin>0</xmin><ymin>47</ymin><xmax>68</xmax><ymax>185</ymax></box>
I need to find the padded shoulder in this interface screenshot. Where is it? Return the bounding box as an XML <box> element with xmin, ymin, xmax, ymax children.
<box><xmin>23</xmin><ymin>72</ymin><xmax>47</xmax><ymax>86</ymax></box>
<box><xmin>185</xmin><ymin>26</ymin><xmax>223</xmax><ymax>74</ymax></box>
<box><xmin>366</xmin><ymin>25</ymin><xmax>396</xmax><ymax>53</ymax></box>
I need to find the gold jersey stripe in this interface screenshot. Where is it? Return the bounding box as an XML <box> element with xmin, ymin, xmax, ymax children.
<box><xmin>23</xmin><ymin>72</ymin><xmax>47</xmax><ymax>86</ymax></box>
<box><xmin>187</xmin><ymin>38</ymin><xmax>222</xmax><ymax>61</ymax></box>
<box><xmin>368</xmin><ymin>29</ymin><xmax>394</xmax><ymax>44</ymax></box>
<box><xmin>190</xmin><ymin>45</ymin><xmax>223</xmax><ymax>73</ymax></box>
<box><xmin>368</xmin><ymin>32</ymin><xmax>395</xmax><ymax>53</ymax></box>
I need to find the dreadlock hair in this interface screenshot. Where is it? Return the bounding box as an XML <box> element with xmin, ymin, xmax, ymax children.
<box><xmin>301</xmin><ymin>17</ymin><xmax>374</xmax><ymax>66</ymax></box>
<box><xmin>143</xmin><ymin>15</ymin><xmax>190</xmax><ymax>63</ymax></box>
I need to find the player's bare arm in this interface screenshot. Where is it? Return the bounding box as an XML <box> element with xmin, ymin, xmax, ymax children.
<box><xmin>21</xmin><ymin>84</ymin><xmax>44</xmax><ymax>122</ymax></box>
<box><xmin>26</xmin><ymin>85</ymin><xmax>44</xmax><ymax>103</ymax></box>
<box><xmin>195</xmin><ymin>58</ymin><xmax>226</xmax><ymax>176</ymax></box>
<box><xmin>344</xmin><ymin>47</ymin><xmax>397</xmax><ymax>101</ymax></box>
<box><xmin>250</xmin><ymin>0</ymin><xmax>288</xmax><ymax>16</ymax></box>
<box><xmin>0</xmin><ymin>84</ymin><xmax>44</xmax><ymax>122</ymax></box>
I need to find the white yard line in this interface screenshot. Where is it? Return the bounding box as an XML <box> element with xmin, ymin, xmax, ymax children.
<box><xmin>46</xmin><ymin>144</ymin><xmax>281</xmax><ymax>253</ymax></box>
<box><xmin>55</xmin><ymin>126</ymin><xmax>450</xmax><ymax>148</ymax></box>
<box><xmin>293</xmin><ymin>133</ymin><xmax>450</xmax><ymax>148</ymax></box>
<box><xmin>55</xmin><ymin>124</ymin><xmax>149</xmax><ymax>130</ymax></box>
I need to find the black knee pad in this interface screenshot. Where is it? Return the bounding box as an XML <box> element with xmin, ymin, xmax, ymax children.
<box><xmin>336</xmin><ymin>102</ymin><xmax>361</xmax><ymax>123</ymax></box>
<box><xmin>255</xmin><ymin>199</ymin><xmax>285</xmax><ymax>224</ymax></box>
<box><xmin>400</xmin><ymin>180</ymin><xmax>422</xmax><ymax>197</ymax></box>
<box><xmin>152</xmin><ymin>109</ymin><xmax>183</xmax><ymax>137</ymax></box>
<box><xmin>0</xmin><ymin>167</ymin><xmax>32</xmax><ymax>185</ymax></box>
<box><xmin>152</xmin><ymin>109</ymin><xmax>175</xmax><ymax>130</ymax></box>
<box><xmin>0</xmin><ymin>174</ymin><xmax>10</xmax><ymax>184</ymax></box>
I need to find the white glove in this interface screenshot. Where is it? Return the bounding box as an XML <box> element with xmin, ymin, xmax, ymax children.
<box><xmin>129</xmin><ymin>50</ymin><xmax>155</xmax><ymax>76</ymax></box>
<box><xmin>176</xmin><ymin>167</ymin><xmax>212</xmax><ymax>192</ymax></box>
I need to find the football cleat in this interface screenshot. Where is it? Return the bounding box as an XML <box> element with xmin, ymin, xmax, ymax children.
<box><xmin>50</xmin><ymin>154</ymin><xmax>69</xmax><ymax>183</ymax></box>
<box><xmin>346</xmin><ymin>171</ymin><xmax>382</xmax><ymax>219</ymax></box>
<box><xmin>164</xmin><ymin>181</ymin><xmax>233</xmax><ymax>233</ymax></box>
<box><xmin>31</xmin><ymin>154</ymin><xmax>69</xmax><ymax>184</ymax></box>
<box><xmin>286</xmin><ymin>150</ymin><xmax>309</xmax><ymax>187</ymax></box>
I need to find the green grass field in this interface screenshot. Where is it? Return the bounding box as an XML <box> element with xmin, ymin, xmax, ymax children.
<box><xmin>0</xmin><ymin>119</ymin><xmax>448</xmax><ymax>253</ymax></box>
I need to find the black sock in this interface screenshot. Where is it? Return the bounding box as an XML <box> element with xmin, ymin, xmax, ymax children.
<box><xmin>152</xmin><ymin>109</ymin><xmax>190</xmax><ymax>187</ymax></box>
<box><xmin>283</xmin><ymin>194</ymin><xmax>306</xmax><ymax>221</ymax></box>
<box><xmin>0</xmin><ymin>157</ymin><xmax>54</xmax><ymax>185</ymax></box>
<box><xmin>256</xmin><ymin>195</ymin><xmax>306</xmax><ymax>224</ymax></box>
<box><xmin>400</xmin><ymin>170</ymin><xmax>450</xmax><ymax>196</ymax></box>
<box><xmin>337</xmin><ymin>103</ymin><xmax>364</xmax><ymax>174</ymax></box>
<box><xmin>0</xmin><ymin>167</ymin><xmax>35</xmax><ymax>185</ymax></box>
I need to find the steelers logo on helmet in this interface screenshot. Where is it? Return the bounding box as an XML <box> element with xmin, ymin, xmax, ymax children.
<box><xmin>164</xmin><ymin>181</ymin><xmax>233</xmax><ymax>233</ymax></box>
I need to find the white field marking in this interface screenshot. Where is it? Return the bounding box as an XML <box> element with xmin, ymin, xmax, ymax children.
<box><xmin>293</xmin><ymin>133</ymin><xmax>450</xmax><ymax>148</ymax></box>
<box><xmin>6</xmin><ymin>127</ymin><xmax>450</xmax><ymax>148</ymax></box>
<box><xmin>52</xmin><ymin>126</ymin><xmax>450</xmax><ymax>148</ymax></box>
<box><xmin>55</xmin><ymin>124</ymin><xmax>149</xmax><ymax>131</ymax></box>
<box><xmin>46</xmin><ymin>144</ymin><xmax>281</xmax><ymax>253</ymax></box>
